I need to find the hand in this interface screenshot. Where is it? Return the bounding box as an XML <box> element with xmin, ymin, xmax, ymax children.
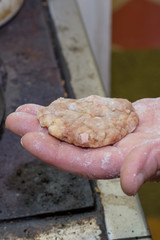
<box><xmin>5</xmin><ymin>98</ymin><xmax>160</xmax><ymax>196</ymax></box>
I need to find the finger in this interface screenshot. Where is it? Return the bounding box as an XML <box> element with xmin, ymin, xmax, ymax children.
<box><xmin>21</xmin><ymin>132</ymin><xmax>123</xmax><ymax>179</ymax></box>
<box><xmin>5</xmin><ymin>112</ymin><xmax>47</xmax><ymax>136</ymax></box>
<box><xmin>16</xmin><ymin>104</ymin><xmax>43</xmax><ymax>115</ymax></box>
<box><xmin>120</xmin><ymin>139</ymin><xmax>160</xmax><ymax>196</ymax></box>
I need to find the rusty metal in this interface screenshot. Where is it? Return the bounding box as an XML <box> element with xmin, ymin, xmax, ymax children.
<box><xmin>0</xmin><ymin>215</ymin><xmax>102</xmax><ymax>240</ymax></box>
<box><xmin>4</xmin><ymin>161</ymin><xmax>94</xmax><ymax>219</ymax></box>
<box><xmin>0</xmin><ymin>0</ymin><xmax>94</xmax><ymax>221</ymax></box>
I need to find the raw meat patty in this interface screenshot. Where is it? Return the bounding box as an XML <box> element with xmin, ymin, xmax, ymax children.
<box><xmin>37</xmin><ymin>95</ymin><xmax>139</xmax><ymax>148</ymax></box>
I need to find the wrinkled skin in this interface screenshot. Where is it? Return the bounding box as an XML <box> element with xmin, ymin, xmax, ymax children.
<box><xmin>5</xmin><ymin>98</ymin><xmax>160</xmax><ymax>196</ymax></box>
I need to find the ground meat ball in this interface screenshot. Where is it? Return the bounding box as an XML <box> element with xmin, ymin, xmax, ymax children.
<box><xmin>37</xmin><ymin>95</ymin><xmax>139</xmax><ymax>148</ymax></box>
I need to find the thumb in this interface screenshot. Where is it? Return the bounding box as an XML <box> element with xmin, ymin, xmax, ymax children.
<box><xmin>120</xmin><ymin>139</ymin><xmax>160</xmax><ymax>196</ymax></box>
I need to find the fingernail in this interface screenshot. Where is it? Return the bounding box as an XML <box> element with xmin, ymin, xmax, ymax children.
<box><xmin>16</xmin><ymin>106</ymin><xmax>21</xmax><ymax>111</ymax></box>
<box><xmin>20</xmin><ymin>138</ymin><xmax>24</xmax><ymax>146</ymax></box>
<box><xmin>134</xmin><ymin>172</ymin><xmax>144</xmax><ymax>194</ymax></box>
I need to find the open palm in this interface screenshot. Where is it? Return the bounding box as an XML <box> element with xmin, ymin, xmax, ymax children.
<box><xmin>6</xmin><ymin>98</ymin><xmax>160</xmax><ymax>195</ymax></box>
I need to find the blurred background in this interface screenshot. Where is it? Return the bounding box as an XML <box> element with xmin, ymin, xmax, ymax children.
<box><xmin>112</xmin><ymin>0</ymin><xmax>160</xmax><ymax>239</ymax></box>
